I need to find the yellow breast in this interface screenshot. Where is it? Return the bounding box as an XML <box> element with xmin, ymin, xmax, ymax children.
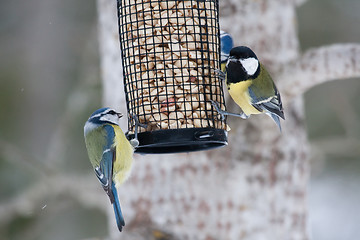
<box><xmin>112</xmin><ymin>125</ymin><xmax>134</xmax><ymax>187</ymax></box>
<box><xmin>228</xmin><ymin>80</ymin><xmax>262</xmax><ymax>116</ymax></box>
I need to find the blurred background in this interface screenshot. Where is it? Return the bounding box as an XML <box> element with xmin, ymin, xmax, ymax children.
<box><xmin>299</xmin><ymin>0</ymin><xmax>360</xmax><ymax>239</ymax></box>
<box><xmin>0</xmin><ymin>0</ymin><xmax>359</xmax><ymax>239</ymax></box>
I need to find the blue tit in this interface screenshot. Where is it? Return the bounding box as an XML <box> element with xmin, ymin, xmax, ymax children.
<box><xmin>212</xmin><ymin>46</ymin><xmax>285</xmax><ymax>130</ymax></box>
<box><xmin>84</xmin><ymin>108</ymin><xmax>138</xmax><ymax>232</ymax></box>
<box><xmin>220</xmin><ymin>30</ymin><xmax>234</xmax><ymax>72</ymax></box>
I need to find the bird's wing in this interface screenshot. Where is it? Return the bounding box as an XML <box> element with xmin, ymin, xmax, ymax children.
<box><xmin>92</xmin><ymin>125</ymin><xmax>125</xmax><ymax>231</ymax></box>
<box><xmin>249</xmin><ymin>84</ymin><xmax>285</xmax><ymax>120</ymax></box>
<box><xmin>94</xmin><ymin>124</ymin><xmax>116</xmax><ymax>203</ymax></box>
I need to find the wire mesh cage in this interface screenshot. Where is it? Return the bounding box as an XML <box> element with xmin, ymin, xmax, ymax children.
<box><xmin>117</xmin><ymin>0</ymin><xmax>228</xmax><ymax>154</ymax></box>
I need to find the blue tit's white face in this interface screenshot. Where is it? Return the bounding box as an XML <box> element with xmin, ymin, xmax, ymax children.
<box><xmin>84</xmin><ymin>108</ymin><xmax>123</xmax><ymax>136</ymax></box>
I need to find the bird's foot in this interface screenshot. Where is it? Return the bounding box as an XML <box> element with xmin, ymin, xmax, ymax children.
<box><xmin>210</xmin><ymin>100</ymin><xmax>226</xmax><ymax>120</ymax></box>
<box><xmin>238</xmin><ymin>112</ymin><xmax>249</xmax><ymax>119</ymax></box>
<box><xmin>213</xmin><ymin>69</ymin><xmax>226</xmax><ymax>81</ymax></box>
<box><xmin>210</xmin><ymin>100</ymin><xmax>250</xmax><ymax>120</ymax></box>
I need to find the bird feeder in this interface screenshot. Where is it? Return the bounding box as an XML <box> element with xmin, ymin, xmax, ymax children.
<box><xmin>117</xmin><ymin>0</ymin><xmax>228</xmax><ymax>154</ymax></box>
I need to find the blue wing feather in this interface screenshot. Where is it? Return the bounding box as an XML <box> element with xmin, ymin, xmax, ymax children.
<box><xmin>101</xmin><ymin>125</ymin><xmax>116</xmax><ymax>183</ymax></box>
<box><xmin>94</xmin><ymin>125</ymin><xmax>115</xmax><ymax>200</ymax></box>
<box><xmin>95</xmin><ymin>125</ymin><xmax>125</xmax><ymax>231</ymax></box>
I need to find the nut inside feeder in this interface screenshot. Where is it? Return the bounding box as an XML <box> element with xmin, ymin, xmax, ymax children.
<box><xmin>117</xmin><ymin>0</ymin><xmax>228</xmax><ymax>154</ymax></box>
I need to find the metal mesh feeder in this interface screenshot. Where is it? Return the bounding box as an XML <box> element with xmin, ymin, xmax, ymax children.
<box><xmin>117</xmin><ymin>0</ymin><xmax>228</xmax><ymax>154</ymax></box>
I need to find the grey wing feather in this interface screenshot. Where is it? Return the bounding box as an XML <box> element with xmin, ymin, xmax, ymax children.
<box><xmin>266</xmin><ymin>112</ymin><xmax>282</xmax><ymax>132</ymax></box>
<box><xmin>249</xmin><ymin>85</ymin><xmax>285</xmax><ymax>120</ymax></box>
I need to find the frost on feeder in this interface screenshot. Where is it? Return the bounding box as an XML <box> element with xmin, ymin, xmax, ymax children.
<box><xmin>117</xmin><ymin>0</ymin><xmax>228</xmax><ymax>153</ymax></box>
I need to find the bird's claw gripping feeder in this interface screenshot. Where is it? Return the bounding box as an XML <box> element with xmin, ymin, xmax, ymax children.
<box><xmin>117</xmin><ymin>0</ymin><xmax>228</xmax><ymax>153</ymax></box>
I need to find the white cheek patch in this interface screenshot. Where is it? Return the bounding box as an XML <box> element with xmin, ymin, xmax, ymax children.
<box><xmin>239</xmin><ymin>57</ymin><xmax>259</xmax><ymax>76</ymax></box>
<box><xmin>100</xmin><ymin>113</ymin><xmax>119</xmax><ymax>125</ymax></box>
<box><xmin>84</xmin><ymin>121</ymin><xmax>97</xmax><ymax>136</ymax></box>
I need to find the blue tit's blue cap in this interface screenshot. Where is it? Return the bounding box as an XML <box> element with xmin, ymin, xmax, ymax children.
<box><xmin>220</xmin><ymin>30</ymin><xmax>234</xmax><ymax>63</ymax></box>
<box><xmin>90</xmin><ymin>107</ymin><xmax>110</xmax><ymax>118</ymax></box>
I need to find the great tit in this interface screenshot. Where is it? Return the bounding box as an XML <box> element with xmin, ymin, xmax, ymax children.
<box><xmin>212</xmin><ymin>46</ymin><xmax>285</xmax><ymax>130</ymax></box>
<box><xmin>84</xmin><ymin>108</ymin><xmax>139</xmax><ymax>232</ymax></box>
<box><xmin>220</xmin><ymin>30</ymin><xmax>234</xmax><ymax>72</ymax></box>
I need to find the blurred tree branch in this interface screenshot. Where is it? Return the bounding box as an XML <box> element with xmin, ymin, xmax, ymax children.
<box><xmin>0</xmin><ymin>173</ymin><xmax>103</xmax><ymax>225</ymax></box>
<box><xmin>278</xmin><ymin>44</ymin><xmax>360</xmax><ymax>103</ymax></box>
<box><xmin>0</xmin><ymin>24</ymin><xmax>102</xmax><ymax>235</ymax></box>
<box><xmin>0</xmin><ymin>139</ymin><xmax>51</xmax><ymax>177</ymax></box>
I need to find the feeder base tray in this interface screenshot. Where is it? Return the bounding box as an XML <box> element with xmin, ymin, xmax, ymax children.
<box><xmin>129</xmin><ymin>128</ymin><xmax>228</xmax><ymax>154</ymax></box>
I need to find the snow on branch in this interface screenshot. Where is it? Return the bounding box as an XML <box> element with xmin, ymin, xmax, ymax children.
<box><xmin>278</xmin><ymin>44</ymin><xmax>360</xmax><ymax>102</ymax></box>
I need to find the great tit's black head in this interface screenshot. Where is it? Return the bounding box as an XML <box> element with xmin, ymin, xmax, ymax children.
<box><xmin>226</xmin><ymin>46</ymin><xmax>260</xmax><ymax>83</ymax></box>
<box><xmin>229</xmin><ymin>46</ymin><xmax>258</xmax><ymax>60</ymax></box>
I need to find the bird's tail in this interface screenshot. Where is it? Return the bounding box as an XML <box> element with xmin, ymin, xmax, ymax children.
<box><xmin>111</xmin><ymin>182</ymin><xmax>125</xmax><ymax>231</ymax></box>
<box><xmin>267</xmin><ymin>113</ymin><xmax>282</xmax><ymax>132</ymax></box>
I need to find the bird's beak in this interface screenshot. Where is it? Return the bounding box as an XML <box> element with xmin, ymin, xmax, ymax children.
<box><xmin>117</xmin><ymin>112</ymin><xmax>123</xmax><ymax>118</ymax></box>
<box><xmin>227</xmin><ymin>56</ymin><xmax>238</xmax><ymax>63</ymax></box>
